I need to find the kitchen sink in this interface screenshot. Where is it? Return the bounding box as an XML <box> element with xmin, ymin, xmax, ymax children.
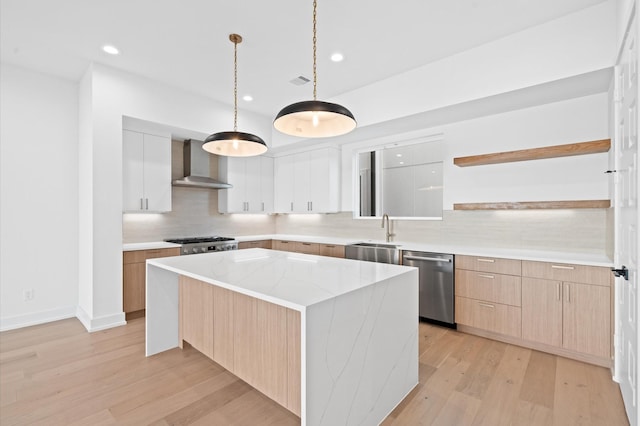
<box><xmin>344</xmin><ymin>242</ymin><xmax>401</xmax><ymax>264</ymax></box>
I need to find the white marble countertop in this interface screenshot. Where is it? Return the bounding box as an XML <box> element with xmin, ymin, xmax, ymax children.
<box><xmin>235</xmin><ymin>234</ymin><xmax>613</xmax><ymax>267</ymax></box>
<box><xmin>147</xmin><ymin>248</ymin><xmax>415</xmax><ymax>311</ymax></box>
<box><xmin>122</xmin><ymin>241</ymin><xmax>181</xmax><ymax>251</ymax></box>
<box><xmin>126</xmin><ymin>234</ymin><xmax>613</xmax><ymax>267</ymax></box>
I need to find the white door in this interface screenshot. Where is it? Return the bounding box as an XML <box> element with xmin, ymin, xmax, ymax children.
<box><xmin>122</xmin><ymin>130</ymin><xmax>144</xmax><ymax>211</ymax></box>
<box><xmin>615</xmin><ymin>9</ymin><xmax>639</xmax><ymax>426</ymax></box>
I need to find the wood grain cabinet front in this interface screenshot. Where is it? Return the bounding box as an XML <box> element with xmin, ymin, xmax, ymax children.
<box><xmin>455</xmin><ymin>255</ymin><xmax>612</xmax><ymax>367</ymax></box>
<box><xmin>238</xmin><ymin>240</ymin><xmax>273</xmax><ymax>250</ymax></box>
<box><xmin>319</xmin><ymin>244</ymin><xmax>345</xmax><ymax>258</ymax></box>
<box><xmin>122</xmin><ymin>247</ymin><xmax>180</xmax><ymax>316</ymax></box>
<box><xmin>521</xmin><ymin>261</ymin><xmax>611</xmax><ymax>360</ymax></box>
<box><xmin>455</xmin><ymin>255</ymin><xmax>522</xmax><ymax>338</ymax></box>
<box><xmin>179</xmin><ymin>276</ymin><xmax>301</xmax><ymax>416</ymax></box>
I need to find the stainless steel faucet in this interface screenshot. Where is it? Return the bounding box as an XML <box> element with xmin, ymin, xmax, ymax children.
<box><xmin>381</xmin><ymin>213</ymin><xmax>396</xmax><ymax>242</ymax></box>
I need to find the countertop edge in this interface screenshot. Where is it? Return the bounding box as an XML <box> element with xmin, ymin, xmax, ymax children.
<box><xmin>123</xmin><ymin>242</ymin><xmax>181</xmax><ymax>251</ymax></box>
<box><xmin>234</xmin><ymin>235</ymin><xmax>613</xmax><ymax>267</ymax></box>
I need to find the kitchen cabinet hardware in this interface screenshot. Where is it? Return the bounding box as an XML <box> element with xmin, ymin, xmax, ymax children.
<box><xmin>403</xmin><ymin>255</ymin><xmax>451</xmax><ymax>263</ymax></box>
<box><xmin>145</xmin><ymin>198</ymin><xmax>149</xmax><ymax>210</ymax></box>
<box><xmin>453</xmin><ymin>139</ymin><xmax>611</xmax><ymax>167</ymax></box>
<box><xmin>565</xmin><ymin>283</ymin><xmax>570</xmax><ymax>303</ymax></box>
<box><xmin>478</xmin><ymin>302</ymin><xmax>495</xmax><ymax>308</ymax></box>
<box><xmin>552</xmin><ymin>264</ymin><xmax>575</xmax><ymax>270</ymax></box>
<box><xmin>140</xmin><ymin>198</ymin><xmax>143</xmax><ymax>209</ymax></box>
<box><xmin>478</xmin><ymin>258</ymin><xmax>495</xmax><ymax>263</ymax></box>
<box><xmin>557</xmin><ymin>282</ymin><xmax>561</xmax><ymax>301</ymax></box>
<box><xmin>478</xmin><ymin>274</ymin><xmax>495</xmax><ymax>279</ymax></box>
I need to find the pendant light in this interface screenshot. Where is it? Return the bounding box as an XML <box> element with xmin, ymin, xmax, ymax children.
<box><xmin>203</xmin><ymin>34</ymin><xmax>267</xmax><ymax>157</ymax></box>
<box><xmin>274</xmin><ymin>0</ymin><xmax>356</xmax><ymax>138</ymax></box>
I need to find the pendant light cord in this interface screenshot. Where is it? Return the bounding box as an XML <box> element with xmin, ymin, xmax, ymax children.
<box><xmin>233</xmin><ymin>38</ymin><xmax>238</xmax><ymax>132</ymax></box>
<box><xmin>312</xmin><ymin>0</ymin><xmax>317</xmax><ymax>101</ymax></box>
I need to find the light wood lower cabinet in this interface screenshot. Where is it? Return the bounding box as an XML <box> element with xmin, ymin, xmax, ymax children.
<box><xmin>179</xmin><ymin>276</ymin><xmax>301</xmax><ymax>416</ymax></box>
<box><xmin>521</xmin><ymin>277</ymin><xmax>563</xmax><ymax>347</ymax></box>
<box><xmin>238</xmin><ymin>240</ymin><xmax>272</xmax><ymax>249</ymax></box>
<box><xmin>522</xmin><ymin>276</ymin><xmax>610</xmax><ymax>359</ymax></box>
<box><xmin>123</xmin><ymin>247</ymin><xmax>180</xmax><ymax>316</ymax></box>
<box><xmin>271</xmin><ymin>239</ymin><xmax>345</xmax><ymax>258</ymax></box>
<box><xmin>456</xmin><ymin>255</ymin><xmax>612</xmax><ymax>366</ymax></box>
<box><xmin>455</xmin><ymin>296</ymin><xmax>521</xmax><ymax>337</ymax></box>
<box><xmin>319</xmin><ymin>244</ymin><xmax>345</xmax><ymax>258</ymax></box>
<box><xmin>272</xmin><ymin>240</ymin><xmax>296</xmax><ymax>251</ymax></box>
<box><xmin>295</xmin><ymin>241</ymin><xmax>320</xmax><ymax>255</ymax></box>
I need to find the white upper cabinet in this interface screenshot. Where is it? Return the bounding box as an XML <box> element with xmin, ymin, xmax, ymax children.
<box><xmin>219</xmin><ymin>156</ymin><xmax>274</xmax><ymax>213</ymax></box>
<box><xmin>274</xmin><ymin>147</ymin><xmax>340</xmax><ymax>213</ymax></box>
<box><xmin>122</xmin><ymin>130</ymin><xmax>172</xmax><ymax>212</ymax></box>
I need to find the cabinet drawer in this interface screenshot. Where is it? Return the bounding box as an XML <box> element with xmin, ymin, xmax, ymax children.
<box><xmin>295</xmin><ymin>242</ymin><xmax>320</xmax><ymax>255</ymax></box>
<box><xmin>522</xmin><ymin>261</ymin><xmax>611</xmax><ymax>286</ymax></box>
<box><xmin>238</xmin><ymin>240</ymin><xmax>272</xmax><ymax>250</ymax></box>
<box><xmin>455</xmin><ymin>270</ymin><xmax>521</xmax><ymax>306</ymax></box>
<box><xmin>319</xmin><ymin>244</ymin><xmax>345</xmax><ymax>258</ymax></box>
<box><xmin>272</xmin><ymin>240</ymin><xmax>295</xmax><ymax>252</ymax></box>
<box><xmin>456</xmin><ymin>255</ymin><xmax>521</xmax><ymax>276</ymax></box>
<box><xmin>123</xmin><ymin>247</ymin><xmax>180</xmax><ymax>264</ymax></box>
<box><xmin>455</xmin><ymin>296</ymin><xmax>521</xmax><ymax>338</ymax></box>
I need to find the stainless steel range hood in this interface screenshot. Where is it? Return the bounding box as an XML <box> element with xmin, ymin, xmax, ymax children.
<box><xmin>172</xmin><ymin>139</ymin><xmax>232</xmax><ymax>189</ymax></box>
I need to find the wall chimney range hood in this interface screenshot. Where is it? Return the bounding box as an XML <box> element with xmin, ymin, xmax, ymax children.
<box><xmin>172</xmin><ymin>139</ymin><xmax>232</xmax><ymax>189</ymax></box>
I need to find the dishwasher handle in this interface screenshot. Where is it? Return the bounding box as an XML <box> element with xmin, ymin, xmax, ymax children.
<box><xmin>403</xmin><ymin>255</ymin><xmax>452</xmax><ymax>263</ymax></box>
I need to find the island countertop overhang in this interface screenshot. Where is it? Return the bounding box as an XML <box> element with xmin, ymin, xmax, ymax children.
<box><xmin>146</xmin><ymin>248</ymin><xmax>417</xmax><ymax>311</ymax></box>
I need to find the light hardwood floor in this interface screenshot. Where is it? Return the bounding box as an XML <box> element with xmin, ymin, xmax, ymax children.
<box><xmin>0</xmin><ymin>318</ymin><xmax>629</xmax><ymax>425</ymax></box>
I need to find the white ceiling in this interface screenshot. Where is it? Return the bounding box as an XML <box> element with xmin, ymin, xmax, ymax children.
<box><xmin>1</xmin><ymin>0</ymin><xmax>607</xmax><ymax>120</ymax></box>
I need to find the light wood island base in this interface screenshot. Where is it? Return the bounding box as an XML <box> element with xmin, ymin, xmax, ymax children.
<box><xmin>146</xmin><ymin>249</ymin><xmax>419</xmax><ymax>426</ymax></box>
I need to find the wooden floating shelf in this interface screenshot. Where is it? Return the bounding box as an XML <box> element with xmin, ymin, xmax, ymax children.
<box><xmin>453</xmin><ymin>139</ymin><xmax>611</xmax><ymax>167</ymax></box>
<box><xmin>453</xmin><ymin>200</ymin><xmax>611</xmax><ymax>210</ymax></box>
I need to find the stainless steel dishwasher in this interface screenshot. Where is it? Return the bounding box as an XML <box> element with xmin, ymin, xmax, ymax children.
<box><xmin>402</xmin><ymin>251</ymin><xmax>455</xmax><ymax>328</ymax></box>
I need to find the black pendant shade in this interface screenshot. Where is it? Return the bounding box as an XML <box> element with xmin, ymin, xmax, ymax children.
<box><xmin>202</xmin><ymin>131</ymin><xmax>268</xmax><ymax>157</ymax></box>
<box><xmin>273</xmin><ymin>0</ymin><xmax>356</xmax><ymax>139</ymax></box>
<box><xmin>273</xmin><ymin>100</ymin><xmax>356</xmax><ymax>138</ymax></box>
<box><xmin>204</xmin><ymin>33</ymin><xmax>267</xmax><ymax>157</ymax></box>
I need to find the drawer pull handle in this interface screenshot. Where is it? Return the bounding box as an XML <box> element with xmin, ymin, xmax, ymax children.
<box><xmin>557</xmin><ymin>282</ymin><xmax>561</xmax><ymax>301</ymax></box>
<box><xmin>302</xmin><ymin>243</ymin><xmax>311</xmax><ymax>246</ymax></box>
<box><xmin>477</xmin><ymin>258</ymin><xmax>495</xmax><ymax>263</ymax></box>
<box><xmin>478</xmin><ymin>274</ymin><xmax>495</xmax><ymax>279</ymax></box>
<box><xmin>478</xmin><ymin>302</ymin><xmax>495</xmax><ymax>308</ymax></box>
<box><xmin>324</xmin><ymin>245</ymin><xmax>335</xmax><ymax>248</ymax></box>
<box><xmin>551</xmin><ymin>265</ymin><xmax>575</xmax><ymax>270</ymax></box>
<box><xmin>565</xmin><ymin>283</ymin><xmax>571</xmax><ymax>303</ymax></box>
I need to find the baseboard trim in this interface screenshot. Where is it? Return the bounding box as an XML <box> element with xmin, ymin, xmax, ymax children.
<box><xmin>0</xmin><ymin>306</ymin><xmax>77</xmax><ymax>332</ymax></box>
<box><xmin>75</xmin><ymin>306</ymin><xmax>127</xmax><ymax>332</ymax></box>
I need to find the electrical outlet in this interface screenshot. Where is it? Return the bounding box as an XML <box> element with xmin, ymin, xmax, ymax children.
<box><xmin>23</xmin><ymin>289</ymin><xmax>34</xmax><ymax>301</ymax></box>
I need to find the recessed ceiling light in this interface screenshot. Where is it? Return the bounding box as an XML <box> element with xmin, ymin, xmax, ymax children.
<box><xmin>396</xmin><ymin>154</ymin><xmax>402</xmax><ymax>157</ymax></box>
<box><xmin>399</xmin><ymin>161</ymin><xmax>405</xmax><ymax>165</ymax></box>
<box><xmin>243</xmin><ymin>95</ymin><xmax>253</xmax><ymax>102</ymax></box>
<box><xmin>102</xmin><ymin>45</ymin><xmax>119</xmax><ymax>55</ymax></box>
<box><xmin>330</xmin><ymin>52</ymin><xmax>344</xmax><ymax>62</ymax></box>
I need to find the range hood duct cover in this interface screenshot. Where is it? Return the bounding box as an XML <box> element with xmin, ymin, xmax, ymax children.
<box><xmin>172</xmin><ymin>139</ymin><xmax>232</xmax><ymax>189</ymax></box>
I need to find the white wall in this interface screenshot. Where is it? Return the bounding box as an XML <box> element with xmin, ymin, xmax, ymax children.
<box><xmin>78</xmin><ymin>64</ymin><xmax>273</xmax><ymax>331</ymax></box>
<box><xmin>0</xmin><ymin>64</ymin><xmax>79</xmax><ymax>330</ymax></box>
<box><xmin>273</xmin><ymin>1</ymin><xmax>616</xmax><ymax>149</ymax></box>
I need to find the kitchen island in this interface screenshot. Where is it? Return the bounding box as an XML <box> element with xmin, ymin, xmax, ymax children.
<box><xmin>146</xmin><ymin>248</ymin><xmax>418</xmax><ymax>426</ymax></box>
